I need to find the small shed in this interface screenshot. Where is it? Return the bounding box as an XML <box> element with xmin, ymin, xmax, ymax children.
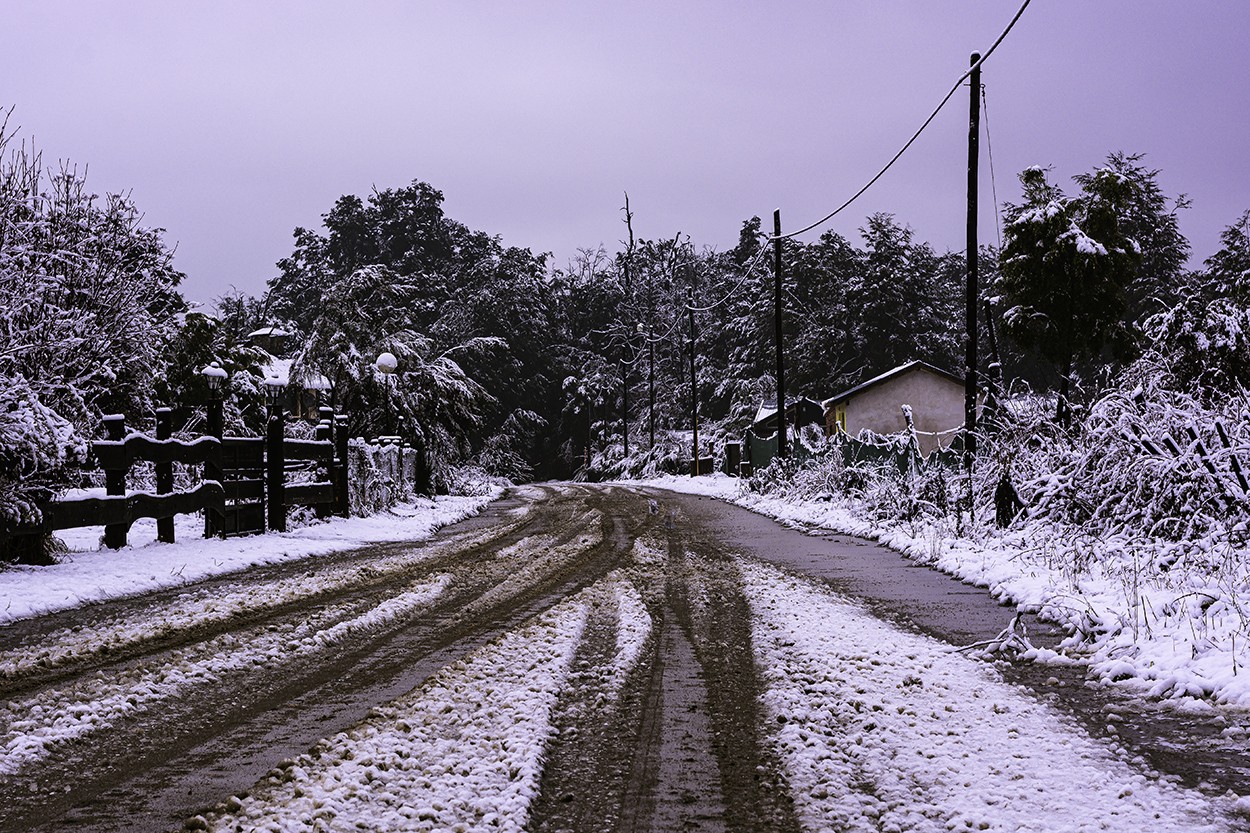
<box><xmin>823</xmin><ymin>361</ymin><xmax>969</xmax><ymax>456</ymax></box>
<box><xmin>750</xmin><ymin>397</ymin><xmax>826</xmax><ymax>436</ymax></box>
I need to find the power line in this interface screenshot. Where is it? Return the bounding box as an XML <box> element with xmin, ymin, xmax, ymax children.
<box><xmin>982</xmin><ymin>83</ymin><xmax>1003</xmax><ymax>250</ymax></box>
<box><xmin>687</xmin><ymin>242</ymin><xmax>772</xmax><ymax>314</ymax></box>
<box><xmin>776</xmin><ymin>0</ymin><xmax>1032</xmax><ymax>241</ymax></box>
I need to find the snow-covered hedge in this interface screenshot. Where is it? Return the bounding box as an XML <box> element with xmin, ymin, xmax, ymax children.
<box><xmin>347</xmin><ymin>439</ymin><xmax>418</xmax><ymax>517</ymax></box>
<box><xmin>0</xmin><ymin>376</ymin><xmax>87</xmax><ymax>531</ymax></box>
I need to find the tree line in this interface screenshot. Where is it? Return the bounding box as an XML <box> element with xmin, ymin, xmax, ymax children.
<box><xmin>3</xmin><ymin>108</ymin><xmax>1248</xmax><ymax>527</ymax></box>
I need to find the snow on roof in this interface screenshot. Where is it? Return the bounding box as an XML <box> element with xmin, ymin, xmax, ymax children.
<box><xmin>248</xmin><ymin>326</ymin><xmax>292</xmax><ymax>338</ymax></box>
<box><xmin>823</xmin><ymin>360</ymin><xmax>963</xmax><ymax>408</ymax></box>
<box><xmin>752</xmin><ymin>396</ymin><xmax>827</xmax><ymax>425</ymax></box>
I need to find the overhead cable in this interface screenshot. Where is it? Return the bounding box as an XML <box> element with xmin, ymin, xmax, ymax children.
<box><xmin>776</xmin><ymin>0</ymin><xmax>1032</xmax><ymax>241</ymax></box>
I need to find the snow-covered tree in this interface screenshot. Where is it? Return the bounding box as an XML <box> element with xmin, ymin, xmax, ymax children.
<box><xmin>1203</xmin><ymin>209</ymin><xmax>1250</xmax><ymax>304</ymax></box>
<box><xmin>1074</xmin><ymin>152</ymin><xmax>1192</xmax><ymax>325</ymax></box>
<box><xmin>996</xmin><ymin>165</ymin><xmax>1142</xmax><ymax>422</ymax></box>
<box><xmin>1141</xmin><ymin>209</ymin><xmax>1250</xmax><ymax>399</ymax></box>
<box><xmin>0</xmin><ymin>113</ymin><xmax>185</xmax><ymax>545</ymax></box>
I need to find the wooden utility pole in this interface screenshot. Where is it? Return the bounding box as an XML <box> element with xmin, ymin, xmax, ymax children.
<box><xmin>647</xmin><ymin>333</ymin><xmax>656</xmax><ymax>451</ymax></box>
<box><xmin>688</xmin><ymin>289</ymin><xmax>699</xmax><ymax>475</ymax></box>
<box><xmin>621</xmin><ymin>192</ymin><xmax>635</xmax><ymax>461</ymax></box>
<box><xmin>621</xmin><ymin>355</ymin><xmax>629</xmax><ymax>459</ymax></box>
<box><xmin>773</xmin><ymin>210</ymin><xmax>787</xmax><ymax>459</ymax></box>
<box><xmin>964</xmin><ymin>51</ymin><xmax>981</xmax><ymax>472</ymax></box>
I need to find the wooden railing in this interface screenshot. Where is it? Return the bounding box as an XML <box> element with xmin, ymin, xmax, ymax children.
<box><xmin>4</xmin><ymin>404</ymin><xmax>354</xmax><ymax>552</ymax></box>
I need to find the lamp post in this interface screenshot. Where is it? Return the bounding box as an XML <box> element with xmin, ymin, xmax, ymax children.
<box><xmin>377</xmin><ymin>351</ymin><xmax>415</xmax><ymax>496</ymax></box>
<box><xmin>264</xmin><ymin>373</ymin><xmax>286</xmax><ymax>533</ymax></box>
<box><xmin>200</xmin><ymin>362</ymin><xmax>228</xmax><ymax>538</ymax></box>
<box><xmin>376</xmin><ymin>351</ymin><xmax>398</xmax><ymax>437</ymax></box>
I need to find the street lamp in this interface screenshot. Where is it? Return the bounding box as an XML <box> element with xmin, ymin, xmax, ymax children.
<box><xmin>201</xmin><ymin>361</ymin><xmax>227</xmax><ymax>396</ymax></box>
<box><xmin>263</xmin><ymin>373</ymin><xmax>286</xmax><ymax>413</ymax></box>
<box><xmin>376</xmin><ymin>351</ymin><xmax>398</xmax><ymax>436</ymax></box>
<box><xmin>375</xmin><ymin>351</ymin><xmax>398</xmax><ymax>375</ymax></box>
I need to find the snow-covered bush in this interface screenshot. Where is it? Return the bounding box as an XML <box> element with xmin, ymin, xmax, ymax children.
<box><xmin>981</xmin><ymin>362</ymin><xmax>1248</xmax><ymax>543</ymax></box>
<box><xmin>347</xmin><ymin>439</ymin><xmax>417</xmax><ymax>516</ymax></box>
<box><xmin>0</xmin><ymin>113</ymin><xmax>184</xmax><ymax>551</ymax></box>
<box><xmin>476</xmin><ymin>409</ymin><xmax>546</xmax><ymax>482</ymax></box>
<box><xmin>582</xmin><ymin>429</ymin><xmax>695</xmax><ymax>482</ymax></box>
<box><xmin>0</xmin><ymin>375</ymin><xmax>88</xmax><ymax>532</ymax></box>
<box><xmin>1142</xmin><ymin>295</ymin><xmax>1250</xmax><ymax>400</ymax></box>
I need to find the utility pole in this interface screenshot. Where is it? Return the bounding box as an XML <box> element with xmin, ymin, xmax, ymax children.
<box><xmin>688</xmin><ymin>288</ymin><xmax>699</xmax><ymax>476</ymax></box>
<box><xmin>645</xmin><ymin>325</ymin><xmax>655</xmax><ymax>450</ymax></box>
<box><xmin>773</xmin><ymin>209</ymin><xmax>787</xmax><ymax>459</ymax></box>
<box><xmin>621</xmin><ymin>192</ymin><xmax>635</xmax><ymax>462</ymax></box>
<box><xmin>964</xmin><ymin>52</ymin><xmax>981</xmax><ymax>474</ymax></box>
<box><xmin>621</xmin><ymin>354</ymin><xmax>629</xmax><ymax>459</ymax></box>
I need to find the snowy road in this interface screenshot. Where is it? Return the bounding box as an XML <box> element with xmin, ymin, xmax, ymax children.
<box><xmin>0</xmin><ymin>484</ymin><xmax>1245</xmax><ymax>832</ymax></box>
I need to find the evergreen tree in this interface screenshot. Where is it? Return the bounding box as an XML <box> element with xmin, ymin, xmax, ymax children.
<box><xmin>996</xmin><ymin>166</ymin><xmax>1142</xmax><ymax>422</ymax></box>
<box><xmin>1073</xmin><ymin>152</ymin><xmax>1191</xmax><ymax>326</ymax></box>
<box><xmin>1203</xmin><ymin>209</ymin><xmax>1250</xmax><ymax>303</ymax></box>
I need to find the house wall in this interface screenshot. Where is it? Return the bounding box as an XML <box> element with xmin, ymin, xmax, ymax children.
<box><xmin>828</xmin><ymin>369</ymin><xmax>966</xmax><ymax>456</ymax></box>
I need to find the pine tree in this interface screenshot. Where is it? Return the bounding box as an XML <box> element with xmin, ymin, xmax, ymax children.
<box><xmin>997</xmin><ymin>166</ymin><xmax>1141</xmax><ymax>422</ymax></box>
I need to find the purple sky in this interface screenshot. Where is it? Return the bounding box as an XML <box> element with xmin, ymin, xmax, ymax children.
<box><xmin>4</xmin><ymin>1</ymin><xmax>1248</xmax><ymax>305</ymax></box>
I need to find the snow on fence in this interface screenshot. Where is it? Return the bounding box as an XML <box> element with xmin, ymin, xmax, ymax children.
<box><xmin>0</xmin><ymin>406</ymin><xmax>369</xmax><ymax>559</ymax></box>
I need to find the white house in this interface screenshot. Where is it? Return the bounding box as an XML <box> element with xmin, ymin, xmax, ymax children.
<box><xmin>823</xmin><ymin>360</ymin><xmax>972</xmax><ymax>456</ymax></box>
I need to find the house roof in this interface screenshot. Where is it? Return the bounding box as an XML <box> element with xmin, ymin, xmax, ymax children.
<box><xmin>822</xmin><ymin>360</ymin><xmax>963</xmax><ymax>408</ymax></box>
<box><xmin>751</xmin><ymin>397</ymin><xmax>826</xmax><ymax>428</ymax></box>
<box><xmin>248</xmin><ymin>326</ymin><xmax>292</xmax><ymax>339</ymax></box>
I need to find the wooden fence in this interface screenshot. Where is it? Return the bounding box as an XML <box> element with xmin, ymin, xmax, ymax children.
<box><xmin>5</xmin><ymin>403</ymin><xmax>354</xmax><ymax>551</ymax></box>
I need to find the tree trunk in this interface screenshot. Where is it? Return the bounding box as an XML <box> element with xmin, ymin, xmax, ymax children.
<box><xmin>1056</xmin><ymin>355</ymin><xmax>1073</xmax><ymax>426</ymax></box>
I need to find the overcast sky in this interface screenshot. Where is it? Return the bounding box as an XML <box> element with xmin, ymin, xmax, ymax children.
<box><xmin>4</xmin><ymin>1</ymin><xmax>1248</xmax><ymax>306</ymax></box>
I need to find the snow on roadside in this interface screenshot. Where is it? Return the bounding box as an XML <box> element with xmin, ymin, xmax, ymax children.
<box><xmin>644</xmin><ymin>473</ymin><xmax>1250</xmax><ymax>710</ymax></box>
<box><xmin>740</xmin><ymin>559</ymin><xmax>1242</xmax><ymax>832</ymax></box>
<box><xmin>0</xmin><ymin>574</ymin><xmax>454</xmax><ymax>777</ymax></box>
<box><xmin>0</xmin><ymin>490</ymin><xmax>502</xmax><ymax>625</ymax></box>
<box><xmin>199</xmin><ymin>588</ymin><xmax>593</xmax><ymax>833</ymax></box>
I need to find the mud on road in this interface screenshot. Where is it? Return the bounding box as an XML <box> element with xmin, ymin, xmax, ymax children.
<box><xmin>0</xmin><ymin>485</ymin><xmax>803</xmax><ymax>833</ymax></box>
<box><xmin>0</xmin><ymin>484</ymin><xmax>1245</xmax><ymax>832</ymax></box>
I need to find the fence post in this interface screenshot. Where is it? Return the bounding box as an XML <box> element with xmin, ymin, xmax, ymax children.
<box><xmin>401</xmin><ymin>442</ymin><xmax>413</xmax><ymax>499</ymax></box>
<box><xmin>204</xmin><ymin>395</ymin><xmax>225</xmax><ymax>538</ymax></box>
<box><xmin>103</xmin><ymin>415</ymin><xmax>129</xmax><ymax>549</ymax></box>
<box><xmin>267</xmin><ymin>404</ymin><xmax>287</xmax><ymax>533</ymax></box>
<box><xmin>315</xmin><ymin>416</ymin><xmax>332</xmax><ymax>520</ymax></box>
<box><xmin>155</xmin><ymin>408</ymin><xmax>175</xmax><ymax>543</ymax></box>
<box><xmin>334</xmin><ymin>414</ymin><xmax>350</xmax><ymax>517</ymax></box>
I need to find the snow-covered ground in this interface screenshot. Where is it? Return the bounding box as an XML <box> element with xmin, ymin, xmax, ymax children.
<box><xmin>742</xmin><ymin>558</ymin><xmax>1246</xmax><ymax>832</ymax></box>
<box><xmin>0</xmin><ymin>490</ymin><xmax>502</xmax><ymax>625</ymax></box>
<box><xmin>645</xmin><ymin>473</ymin><xmax>1250</xmax><ymax>712</ymax></box>
<box><xmin>4</xmin><ymin>482</ymin><xmax>1247</xmax><ymax>830</ymax></box>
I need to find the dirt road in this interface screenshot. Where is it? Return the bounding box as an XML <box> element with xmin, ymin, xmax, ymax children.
<box><xmin>0</xmin><ymin>485</ymin><xmax>1244</xmax><ymax>832</ymax></box>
